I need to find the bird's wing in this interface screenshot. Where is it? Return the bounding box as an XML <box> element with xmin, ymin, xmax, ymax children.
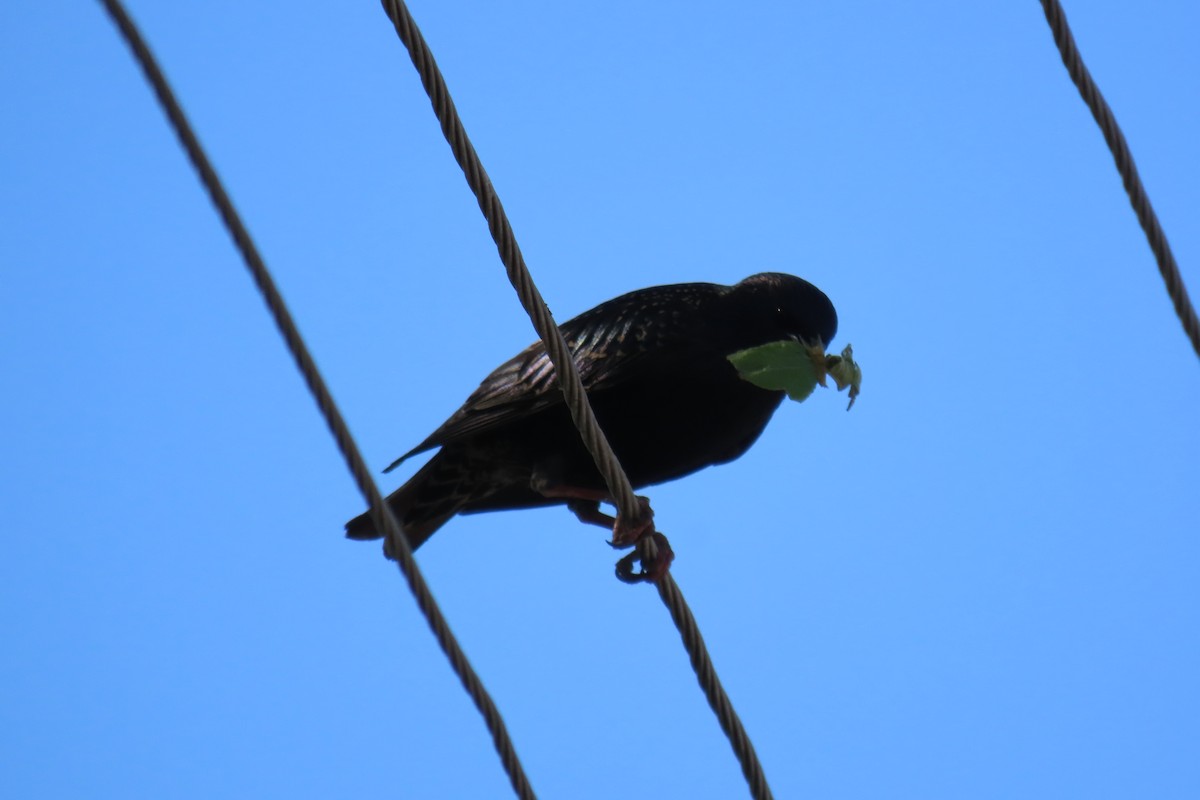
<box><xmin>385</xmin><ymin>282</ymin><xmax>722</xmax><ymax>469</ymax></box>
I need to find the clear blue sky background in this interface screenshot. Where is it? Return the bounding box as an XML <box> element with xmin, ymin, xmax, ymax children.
<box><xmin>3</xmin><ymin>2</ymin><xmax>1198</xmax><ymax>798</ymax></box>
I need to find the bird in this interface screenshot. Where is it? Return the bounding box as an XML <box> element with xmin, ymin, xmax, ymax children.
<box><xmin>345</xmin><ymin>272</ymin><xmax>838</xmax><ymax>553</ymax></box>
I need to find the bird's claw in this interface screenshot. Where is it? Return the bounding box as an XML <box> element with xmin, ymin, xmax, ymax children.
<box><xmin>615</xmin><ymin>530</ymin><xmax>675</xmax><ymax>584</ymax></box>
<box><xmin>563</xmin><ymin>494</ymin><xmax>669</xmax><ymax>582</ymax></box>
<box><xmin>607</xmin><ymin>495</ymin><xmax>654</xmax><ymax>549</ymax></box>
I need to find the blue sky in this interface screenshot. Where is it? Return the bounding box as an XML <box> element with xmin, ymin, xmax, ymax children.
<box><xmin>3</xmin><ymin>2</ymin><xmax>1198</xmax><ymax>797</ymax></box>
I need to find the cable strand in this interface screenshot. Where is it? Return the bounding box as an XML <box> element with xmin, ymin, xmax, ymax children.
<box><xmin>1039</xmin><ymin>0</ymin><xmax>1200</xmax><ymax>358</ymax></box>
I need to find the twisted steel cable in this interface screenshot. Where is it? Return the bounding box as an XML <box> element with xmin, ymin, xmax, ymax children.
<box><xmin>378</xmin><ymin>0</ymin><xmax>640</xmax><ymax>523</ymax></box>
<box><xmin>97</xmin><ymin>2</ymin><xmax>536</xmax><ymax>797</ymax></box>
<box><xmin>380</xmin><ymin>2</ymin><xmax>774</xmax><ymax>797</ymax></box>
<box><xmin>654</xmin><ymin>572</ymin><xmax>774</xmax><ymax>799</ymax></box>
<box><xmin>1040</xmin><ymin>0</ymin><xmax>1200</xmax><ymax>358</ymax></box>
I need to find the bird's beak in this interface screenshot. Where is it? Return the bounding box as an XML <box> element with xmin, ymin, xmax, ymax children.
<box><xmin>779</xmin><ymin>335</ymin><xmax>861</xmax><ymax>411</ymax></box>
<box><xmin>785</xmin><ymin>334</ymin><xmax>831</xmax><ymax>386</ymax></box>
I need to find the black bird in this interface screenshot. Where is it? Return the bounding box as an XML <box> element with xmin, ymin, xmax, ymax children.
<box><xmin>345</xmin><ymin>272</ymin><xmax>838</xmax><ymax>550</ymax></box>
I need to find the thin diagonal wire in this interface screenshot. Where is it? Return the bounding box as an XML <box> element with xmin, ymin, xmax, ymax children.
<box><xmin>379</xmin><ymin>2</ymin><xmax>773</xmax><ymax>798</ymax></box>
<box><xmin>96</xmin><ymin>3</ymin><xmax>536</xmax><ymax>798</ymax></box>
<box><xmin>1039</xmin><ymin>0</ymin><xmax>1200</xmax><ymax>359</ymax></box>
<box><xmin>654</xmin><ymin>563</ymin><xmax>774</xmax><ymax>799</ymax></box>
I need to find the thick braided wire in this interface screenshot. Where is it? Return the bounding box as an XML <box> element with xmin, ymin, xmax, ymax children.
<box><xmin>380</xmin><ymin>2</ymin><xmax>774</xmax><ymax>797</ymax></box>
<box><xmin>378</xmin><ymin>1</ymin><xmax>639</xmax><ymax>522</ymax></box>
<box><xmin>97</xmin><ymin>2</ymin><xmax>537</xmax><ymax>798</ymax></box>
<box><xmin>653</xmin><ymin>573</ymin><xmax>774</xmax><ymax>798</ymax></box>
<box><xmin>1040</xmin><ymin>0</ymin><xmax>1200</xmax><ymax>358</ymax></box>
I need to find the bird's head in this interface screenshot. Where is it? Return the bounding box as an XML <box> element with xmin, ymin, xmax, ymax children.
<box><xmin>728</xmin><ymin>272</ymin><xmax>838</xmax><ymax>352</ymax></box>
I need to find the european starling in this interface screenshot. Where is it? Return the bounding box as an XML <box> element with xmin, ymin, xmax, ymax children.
<box><xmin>345</xmin><ymin>272</ymin><xmax>838</xmax><ymax>550</ymax></box>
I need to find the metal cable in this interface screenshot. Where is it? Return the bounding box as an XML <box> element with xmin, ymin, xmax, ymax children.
<box><xmin>97</xmin><ymin>2</ymin><xmax>537</xmax><ymax>798</ymax></box>
<box><xmin>377</xmin><ymin>0</ymin><xmax>639</xmax><ymax>521</ymax></box>
<box><xmin>379</xmin><ymin>2</ymin><xmax>774</xmax><ymax>797</ymax></box>
<box><xmin>1040</xmin><ymin>0</ymin><xmax>1200</xmax><ymax>359</ymax></box>
<box><xmin>655</xmin><ymin>570</ymin><xmax>774</xmax><ymax>799</ymax></box>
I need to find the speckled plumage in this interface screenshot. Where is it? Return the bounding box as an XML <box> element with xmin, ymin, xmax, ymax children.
<box><xmin>345</xmin><ymin>272</ymin><xmax>838</xmax><ymax>548</ymax></box>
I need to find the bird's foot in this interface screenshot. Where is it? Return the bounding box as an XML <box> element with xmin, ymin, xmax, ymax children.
<box><xmin>615</xmin><ymin>530</ymin><xmax>675</xmax><ymax>584</ymax></box>
<box><xmin>608</xmin><ymin>495</ymin><xmax>654</xmax><ymax>549</ymax></box>
<box><xmin>564</xmin><ymin>495</ymin><xmax>654</xmax><ymax>548</ymax></box>
<box><xmin>561</xmin><ymin>493</ymin><xmax>666</xmax><ymax>583</ymax></box>
<box><xmin>610</xmin><ymin>498</ymin><xmax>669</xmax><ymax>584</ymax></box>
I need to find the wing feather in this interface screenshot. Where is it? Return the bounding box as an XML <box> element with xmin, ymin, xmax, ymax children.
<box><xmin>384</xmin><ymin>282</ymin><xmax>726</xmax><ymax>470</ymax></box>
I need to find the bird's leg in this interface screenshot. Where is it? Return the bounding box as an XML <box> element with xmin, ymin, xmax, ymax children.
<box><xmin>532</xmin><ymin>472</ymin><xmax>668</xmax><ymax>581</ymax></box>
<box><xmin>532</xmin><ymin>475</ymin><xmax>609</xmax><ymax>519</ymax></box>
<box><xmin>565</xmin><ymin>496</ymin><xmax>671</xmax><ymax>582</ymax></box>
<box><xmin>531</xmin><ymin>475</ymin><xmax>655</xmax><ymax>550</ymax></box>
<box><xmin>564</xmin><ymin>499</ymin><xmax>617</xmax><ymax>530</ymax></box>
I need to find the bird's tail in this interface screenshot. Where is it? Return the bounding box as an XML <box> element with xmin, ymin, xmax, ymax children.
<box><xmin>344</xmin><ymin>451</ymin><xmax>470</xmax><ymax>550</ymax></box>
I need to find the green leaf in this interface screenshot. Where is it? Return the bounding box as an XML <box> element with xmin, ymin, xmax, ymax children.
<box><xmin>825</xmin><ymin>344</ymin><xmax>863</xmax><ymax>410</ymax></box>
<box><xmin>727</xmin><ymin>340</ymin><xmax>821</xmax><ymax>402</ymax></box>
<box><xmin>727</xmin><ymin>340</ymin><xmax>863</xmax><ymax>409</ymax></box>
